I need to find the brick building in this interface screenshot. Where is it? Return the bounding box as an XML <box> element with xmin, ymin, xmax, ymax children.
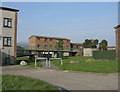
<box><xmin>29</xmin><ymin>35</ymin><xmax>84</xmax><ymax>57</ymax></box>
<box><xmin>114</xmin><ymin>25</ymin><xmax>120</xmax><ymax>60</ymax></box>
<box><xmin>29</xmin><ymin>35</ymin><xmax>70</xmax><ymax>51</ymax></box>
<box><xmin>71</xmin><ymin>43</ymin><xmax>83</xmax><ymax>49</ymax></box>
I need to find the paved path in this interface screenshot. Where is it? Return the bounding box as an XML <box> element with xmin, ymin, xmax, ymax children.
<box><xmin>40</xmin><ymin>60</ymin><xmax>59</xmax><ymax>70</ymax></box>
<box><xmin>2</xmin><ymin>65</ymin><xmax>118</xmax><ymax>90</ymax></box>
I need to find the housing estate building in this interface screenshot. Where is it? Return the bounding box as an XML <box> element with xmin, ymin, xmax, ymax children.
<box><xmin>29</xmin><ymin>35</ymin><xmax>71</xmax><ymax>57</ymax></box>
<box><xmin>29</xmin><ymin>35</ymin><xmax>83</xmax><ymax>57</ymax></box>
<box><xmin>0</xmin><ymin>7</ymin><xmax>19</xmax><ymax>65</ymax></box>
<box><xmin>71</xmin><ymin>43</ymin><xmax>83</xmax><ymax>49</ymax></box>
<box><xmin>107</xmin><ymin>46</ymin><xmax>116</xmax><ymax>50</ymax></box>
<box><xmin>29</xmin><ymin>35</ymin><xmax>71</xmax><ymax>51</ymax></box>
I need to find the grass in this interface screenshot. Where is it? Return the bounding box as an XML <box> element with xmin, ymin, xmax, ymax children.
<box><xmin>51</xmin><ymin>56</ymin><xmax>118</xmax><ymax>73</ymax></box>
<box><xmin>2</xmin><ymin>74</ymin><xmax>58</xmax><ymax>90</ymax></box>
<box><xmin>17</xmin><ymin>57</ymin><xmax>42</xmax><ymax>68</ymax></box>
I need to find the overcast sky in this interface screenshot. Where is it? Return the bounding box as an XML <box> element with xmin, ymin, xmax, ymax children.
<box><xmin>2</xmin><ymin>2</ymin><xmax>118</xmax><ymax>46</ymax></box>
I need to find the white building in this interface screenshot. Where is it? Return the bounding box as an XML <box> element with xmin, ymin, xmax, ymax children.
<box><xmin>107</xmin><ymin>46</ymin><xmax>116</xmax><ymax>50</ymax></box>
<box><xmin>83</xmin><ymin>48</ymin><xmax>98</xmax><ymax>56</ymax></box>
<box><xmin>0</xmin><ymin>7</ymin><xmax>19</xmax><ymax>65</ymax></box>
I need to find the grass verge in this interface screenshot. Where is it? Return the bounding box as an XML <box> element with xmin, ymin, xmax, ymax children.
<box><xmin>2</xmin><ymin>74</ymin><xmax>58</xmax><ymax>90</ymax></box>
<box><xmin>17</xmin><ymin>57</ymin><xmax>42</xmax><ymax>68</ymax></box>
<box><xmin>51</xmin><ymin>56</ymin><xmax>118</xmax><ymax>73</ymax></box>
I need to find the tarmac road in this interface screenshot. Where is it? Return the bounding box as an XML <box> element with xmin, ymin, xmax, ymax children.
<box><xmin>2</xmin><ymin>65</ymin><xmax>118</xmax><ymax>90</ymax></box>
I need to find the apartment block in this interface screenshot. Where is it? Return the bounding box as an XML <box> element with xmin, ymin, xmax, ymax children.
<box><xmin>0</xmin><ymin>7</ymin><xmax>19</xmax><ymax>65</ymax></box>
<box><xmin>29</xmin><ymin>35</ymin><xmax>71</xmax><ymax>51</ymax></box>
<box><xmin>71</xmin><ymin>43</ymin><xmax>83</xmax><ymax>49</ymax></box>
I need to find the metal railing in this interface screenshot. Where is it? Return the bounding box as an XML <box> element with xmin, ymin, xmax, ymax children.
<box><xmin>29</xmin><ymin>46</ymin><xmax>83</xmax><ymax>52</ymax></box>
<box><xmin>17</xmin><ymin>46</ymin><xmax>83</xmax><ymax>56</ymax></box>
<box><xmin>17</xmin><ymin>49</ymin><xmax>32</xmax><ymax>56</ymax></box>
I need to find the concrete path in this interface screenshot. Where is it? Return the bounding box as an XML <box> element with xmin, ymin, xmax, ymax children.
<box><xmin>40</xmin><ymin>60</ymin><xmax>59</xmax><ymax>70</ymax></box>
<box><xmin>2</xmin><ymin>65</ymin><xmax>118</xmax><ymax>90</ymax></box>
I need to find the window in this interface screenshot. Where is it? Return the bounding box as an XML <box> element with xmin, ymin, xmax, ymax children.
<box><xmin>45</xmin><ymin>45</ymin><xmax>47</xmax><ymax>49</ymax></box>
<box><xmin>50</xmin><ymin>39</ymin><xmax>52</xmax><ymax>41</ymax></box>
<box><xmin>45</xmin><ymin>39</ymin><xmax>47</xmax><ymax>42</ymax></box>
<box><xmin>37</xmin><ymin>37</ymin><xmax>40</xmax><ymax>40</ymax></box>
<box><xmin>3</xmin><ymin>37</ymin><xmax>11</xmax><ymax>46</ymax></box>
<box><xmin>50</xmin><ymin>45</ymin><xmax>52</xmax><ymax>48</ymax></box>
<box><xmin>4</xmin><ymin>18</ymin><xmax>12</xmax><ymax>28</ymax></box>
<box><xmin>38</xmin><ymin>45</ymin><xmax>40</xmax><ymax>48</ymax></box>
<box><xmin>56</xmin><ymin>46</ymin><xmax>58</xmax><ymax>48</ymax></box>
<box><xmin>71</xmin><ymin>46</ymin><xmax>73</xmax><ymax>48</ymax></box>
<box><xmin>67</xmin><ymin>40</ymin><xmax>69</xmax><ymax>44</ymax></box>
<box><xmin>56</xmin><ymin>40</ymin><xmax>59</xmax><ymax>42</ymax></box>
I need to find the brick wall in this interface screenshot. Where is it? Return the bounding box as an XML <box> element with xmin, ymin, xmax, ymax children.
<box><xmin>114</xmin><ymin>25</ymin><xmax>120</xmax><ymax>60</ymax></box>
<box><xmin>116</xmin><ymin>30</ymin><xmax>120</xmax><ymax>60</ymax></box>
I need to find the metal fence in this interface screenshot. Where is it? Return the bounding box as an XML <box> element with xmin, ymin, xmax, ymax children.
<box><xmin>17</xmin><ymin>46</ymin><xmax>83</xmax><ymax>57</ymax></box>
<box><xmin>93</xmin><ymin>50</ymin><xmax>116</xmax><ymax>60</ymax></box>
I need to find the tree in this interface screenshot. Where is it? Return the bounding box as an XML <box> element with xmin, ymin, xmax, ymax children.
<box><xmin>99</xmin><ymin>40</ymin><xmax>108</xmax><ymax>50</ymax></box>
<box><xmin>56</xmin><ymin>40</ymin><xmax>64</xmax><ymax>57</ymax></box>
<box><xmin>92</xmin><ymin>39</ymin><xmax>99</xmax><ymax>48</ymax></box>
<box><xmin>83</xmin><ymin>39</ymin><xmax>99</xmax><ymax>48</ymax></box>
<box><xmin>83</xmin><ymin>39</ymin><xmax>92</xmax><ymax>48</ymax></box>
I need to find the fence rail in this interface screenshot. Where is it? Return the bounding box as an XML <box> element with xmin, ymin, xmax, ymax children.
<box><xmin>29</xmin><ymin>46</ymin><xmax>83</xmax><ymax>52</ymax></box>
<box><xmin>17</xmin><ymin>46</ymin><xmax>83</xmax><ymax>56</ymax></box>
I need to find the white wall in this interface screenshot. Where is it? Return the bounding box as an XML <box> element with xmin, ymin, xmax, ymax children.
<box><xmin>83</xmin><ymin>48</ymin><xmax>98</xmax><ymax>56</ymax></box>
<box><xmin>107</xmin><ymin>48</ymin><xmax>116</xmax><ymax>50</ymax></box>
<box><xmin>63</xmin><ymin>52</ymin><xmax>69</xmax><ymax>56</ymax></box>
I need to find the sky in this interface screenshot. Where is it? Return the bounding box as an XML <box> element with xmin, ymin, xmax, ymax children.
<box><xmin>2</xmin><ymin>2</ymin><xmax>118</xmax><ymax>46</ymax></box>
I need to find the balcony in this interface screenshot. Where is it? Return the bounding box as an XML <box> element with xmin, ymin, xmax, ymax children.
<box><xmin>70</xmin><ymin>48</ymin><xmax>83</xmax><ymax>52</ymax></box>
<box><xmin>29</xmin><ymin>46</ymin><xmax>83</xmax><ymax>52</ymax></box>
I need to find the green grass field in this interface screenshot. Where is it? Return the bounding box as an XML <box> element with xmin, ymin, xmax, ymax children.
<box><xmin>51</xmin><ymin>56</ymin><xmax>118</xmax><ymax>73</ymax></box>
<box><xmin>17</xmin><ymin>57</ymin><xmax>42</xmax><ymax>68</ymax></box>
<box><xmin>2</xmin><ymin>74</ymin><xmax>58</xmax><ymax>90</ymax></box>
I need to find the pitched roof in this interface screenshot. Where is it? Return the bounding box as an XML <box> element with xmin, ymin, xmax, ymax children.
<box><xmin>71</xmin><ymin>43</ymin><xmax>83</xmax><ymax>45</ymax></box>
<box><xmin>107</xmin><ymin>46</ymin><xmax>116</xmax><ymax>48</ymax></box>
<box><xmin>0</xmin><ymin>7</ymin><xmax>19</xmax><ymax>12</ymax></box>
<box><xmin>114</xmin><ymin>24</ymin><xmax>120</xmax><ymax>29</ymax></box>
<box><xmin>29</xmin><ymin>35</ymin><xmax>70</xmax><ymax>40</ymax></box>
